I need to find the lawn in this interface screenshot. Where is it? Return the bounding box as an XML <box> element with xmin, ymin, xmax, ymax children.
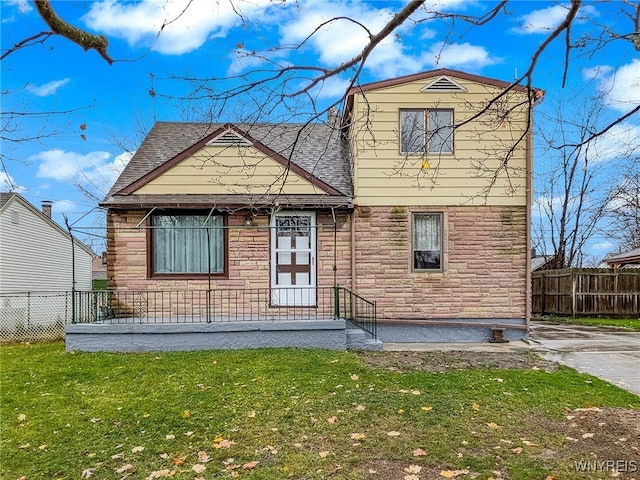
<box><xmin>1</xmin><ymin>343</ymin><xmax>639</xmax><ymax>480</ymax></box>
<box><xmin>533</xmin><ymin>315</ymin><xmax>640</xmax><ymax>331</ymax></box>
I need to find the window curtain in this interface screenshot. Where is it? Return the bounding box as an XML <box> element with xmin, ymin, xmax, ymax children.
<box><xmin>414</xmin><ymin>214</ymin><xmax>441</xmax><ymax>269</ymax></box>
<box><xmin>154</xmin><ymin>215</ymin><xmax>223</xmax><ymax>274</ymax></box>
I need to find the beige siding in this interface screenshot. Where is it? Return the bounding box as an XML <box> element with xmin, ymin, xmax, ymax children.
<box><xmin>134</xmin><ymin>145</ymin><xmax>325</xmax><ymax>195</ymax></box>
<box><xmin>350</xmin><ymin>75</ymin><xmax>530</xmax><ymax>206</ymax></box>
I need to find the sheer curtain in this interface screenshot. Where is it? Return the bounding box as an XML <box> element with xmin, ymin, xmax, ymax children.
<box><xmin>413</xmin><ymin>214</ymin><xmax>442</xmax><ymax>270</ymax></box>
<box><xmin>154</xmin><ymin>215</ymin><xmax>223</xmax><ymax>274</ymax></box>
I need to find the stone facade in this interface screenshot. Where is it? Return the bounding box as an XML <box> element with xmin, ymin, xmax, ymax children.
<box><xmin>353</xmin><ymin>205</ymin><xmax>527</xmax><ymax>322</ymax></box>
<box><xmin>106</xmin><ymin>209</ymin><xmax>353</xmax><ymax>316</ymax></box>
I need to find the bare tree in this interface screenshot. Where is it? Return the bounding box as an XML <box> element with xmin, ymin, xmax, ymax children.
<box><xmin>532</xmin><ymin>89</ymin><xmax>639</xmax><ymax>268</ymax></box>
<box><xmin>607</xmin><ymin>170</ymin><xmax>640</xmax><ymax>251</ymax></box>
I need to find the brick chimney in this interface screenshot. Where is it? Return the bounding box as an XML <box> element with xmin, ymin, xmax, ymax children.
<box><xmin>41</xmin><ymin>200</ymin><xmax>52</xmax><ymax>218</ymax></box>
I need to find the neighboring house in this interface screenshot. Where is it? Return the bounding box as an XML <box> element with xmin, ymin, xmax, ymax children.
<box><xmin>102</xmin><ymin>69</ymin><xmax>538</xmax><ymax>342</ymax></box>
<box><xmin>603</xmin><ymin>248</ymin><xmax>640</xmax><ymax>268</ymax></box>
<box><xmin>0</xmin><ymin>192</ymin><xmax>94</xmax><ymax>332</ymax></box>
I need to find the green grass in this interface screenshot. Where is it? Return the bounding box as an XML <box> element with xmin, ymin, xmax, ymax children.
<box><xmin>1</xmin><ymin>343</ymin><xmax>638</xmax><ymax>480</ymax></box>
<box><xmin>534</xmin><ymin>315</ymin><xmax>640</xmax><ymax>331</ymax></box>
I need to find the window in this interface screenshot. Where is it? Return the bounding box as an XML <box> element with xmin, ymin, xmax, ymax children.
<box><xmin>412</xmin><ymin>213</ymin><xmax>442</xmax><ymax>271</ymax></box>
<box><xmin>400</xmin><ymin>109</ymin><xmax>453</xmax><ymax>154</ymax></box>
<box><xmin>151</xmin><ymin>213</ymin><xmax>225</xmax><ymax>276</ymax></box>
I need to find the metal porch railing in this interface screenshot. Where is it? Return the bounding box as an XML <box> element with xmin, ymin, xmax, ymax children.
<box><xmin>70</xmin><ymin>287</ymin><xmax>376</xmax><ymax>338</ymax></box>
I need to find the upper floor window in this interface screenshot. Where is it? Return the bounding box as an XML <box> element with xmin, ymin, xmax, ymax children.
<box><xmin>151</xmin><ymin>212</ymin><xmax>226</xmax><ymax>276</ymax></box>
<box><xmin>400</xmin><ymin>109</ymin><xmax>453</xmax><ymax>154</ymax></box>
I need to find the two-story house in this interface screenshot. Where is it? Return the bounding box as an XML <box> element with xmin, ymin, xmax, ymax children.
<box><xmin>100</xmin><ymin>69</ymin><xmax>538</xmax><ymax>344</ymax></box>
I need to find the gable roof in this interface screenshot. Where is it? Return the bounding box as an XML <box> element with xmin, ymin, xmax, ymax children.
<box><xmin>343</xmin><ymin>68</ymin><xmax>543</xmax><ymax>127</ymax></box>
<box><xmin>104</xmin><ymin>122</ymin><xmax>352</xmax><ymax>207</ymax></box>
<box><xmin>0</xmin><ymin>192</ymin><xmax>95</xmax><ymax>257</ymax></box>
<box><xmin>604</xmin><ymin>247</ymin><xmax>640</xmax><ymax>267</ymax></box>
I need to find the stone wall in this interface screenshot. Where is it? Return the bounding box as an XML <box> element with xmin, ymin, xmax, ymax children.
<box><xmin>353</xmin><ymin>205</ymin><xmax>527</xmax><ymax>321</ymax></box>
<box><xmin>106</xmin><ymin>209</ymin><xmax>352</xmax><ymax>293</ymax></box>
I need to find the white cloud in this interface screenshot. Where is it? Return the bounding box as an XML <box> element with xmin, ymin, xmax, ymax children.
<box><xmin>423</xmin><ymin>42</ymin><xmax>498</xmax><ymax>69</ymax></box>
<box><xmin>582</xmin><ymin>65</ymin><xmax>613</xmax><ymax>81</ymax></box>
<box><xmin>595</xmin><ymin>59</ymin><xmax>640</xmax><ymax>113</ymax></box>
<box><xmin>513</xmin><ymin>4</ymin><xmax>572</xmax><ymax>34</ymax></box>
<box><xmin>27</xmin><ymin>78</ymin><xmax>70</xmax><ymax>97</ymax></box>
<box><xmin>83</xmin><ymin>0</ymin><xmax>270</xmax><ymax>55</ymax></box>
<box><xmin>586</xmin><ymin>122</ymin><xmax>640</xmax><ymax>163</ymax></box>
<box><xmin>0</xmin><ymin>171</ymin><xmax>24</xmax><ymax>191</ymax></box>
<box><xmin>33</xmin><ymin>149</ymin><xmax>111</xmax><ymax>182</ymax></box>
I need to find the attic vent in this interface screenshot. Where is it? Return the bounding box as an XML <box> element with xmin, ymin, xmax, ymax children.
<box><xmin>421</xmin><ymin>76</ymin><xmax>467</xmax><ymax>92</ymax></box>
<box><xmin>207</xmin><ymin>129</ymin><xmax>253</xmax><ymax>146</ymax></box>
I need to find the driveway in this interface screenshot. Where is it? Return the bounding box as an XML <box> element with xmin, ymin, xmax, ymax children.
<box><xmin>529</xmin><ymin>321</ymin><xmax>640</xmax><ymax>396</ymax></box>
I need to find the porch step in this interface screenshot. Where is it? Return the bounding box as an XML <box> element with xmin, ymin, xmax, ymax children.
<box><xmin>346</xmin><ymin>328</ymin><xmax>383</xmax><ymax>351</ymax></box>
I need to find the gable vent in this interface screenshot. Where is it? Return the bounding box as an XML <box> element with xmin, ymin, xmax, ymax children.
<box><xmin>207</xmin><ymin>129</ymin><xmax>253</xmax><ymax>146</ymax></box>
<box><xmin>421</xmin><ymin>76</ymin><xmax>467</xmax><ymax>92</ymax></box>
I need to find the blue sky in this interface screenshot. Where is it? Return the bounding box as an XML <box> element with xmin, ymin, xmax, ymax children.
<box><xmin>1</xmin><ymin>0</ymin><xmax>639</xmax><ymax>260</ymax></box>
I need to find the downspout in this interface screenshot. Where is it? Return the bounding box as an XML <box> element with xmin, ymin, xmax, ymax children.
<box><xmin>525</xmin><ymin>105</ymin><xmax>534</xmax><ymax>333</ymax></box>
<box><xmin>350</xmin><ymin>209</ymin><xmax>356</xmax><ymax>292</ymax></box>
<box><xmin>331</xmin><ymin>208</ymin><xmax>339</xmax><ymax>319</ymax></box>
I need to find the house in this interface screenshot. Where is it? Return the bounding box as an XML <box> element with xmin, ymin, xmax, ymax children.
<box><xmin>0</xmin><ymin>192</ymin><xmax>94</xmax><ymax>335</ymax></box>
<box><xmin>603</xmin><ymin>248</ymin><xmax>640</xmax><ymax>268</ymax></box>
<box><xmin>98</xmin><ymin>69</ymin><xmax>538</xmax><ymax>346</ymax></box>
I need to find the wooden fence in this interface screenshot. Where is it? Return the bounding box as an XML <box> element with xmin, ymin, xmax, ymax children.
<box><xmin>532</xmin><ymin>269</ymin><xmax>640</xmax><ymax>318</ymax></box>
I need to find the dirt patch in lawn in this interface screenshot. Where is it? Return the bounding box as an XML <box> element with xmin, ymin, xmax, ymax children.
<box><xmin>357</xmin><ymin>350</ymin><xmax>558</xmax><ymax>373</ymax></box>
<box><xmin>362</xmin><ymin>409</ymin><xmax>640</xmax><ymax>480</ymax></box>
<box><xmin>356</xmin><ymin>351</ymin><xmax>640</xmax><ymax>479</ymax></box>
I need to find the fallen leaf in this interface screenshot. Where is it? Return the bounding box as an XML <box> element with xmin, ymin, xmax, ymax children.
<box><xmin>231</xmin><ymin>472</ymin><xmax>239</xmax><ymax>479</ymax></box>
<box><xmin>486</xmin><ymin>422</ymin><xmax>500</xmax><ymax>429</ymax></box>
<box><xmin>146</xmin><ymin>470</ymin><xmax>173</xmax><ymax>480</ymax></box>
<box><xmin>182</xmin><ymin>410</ymin><xmax>191</xmax><ymax>419</ymax></box>
<box><xmin>319</xmin><ymin>451</ymin><xmax>330</xmax><ymax>458</ymax></box>
<box><xmin>522</xmin><ymin>440</ymin><xmax>539</xmax><ymax>447</ymax></box>
<box><xmin>472</xmin><ymin>403</ymin><xmax>480</xmax><ymax>411</ymax></box>
<box><xmin>247</xmin><ymin>410</ymin><xmax>256</xmax><ymax>418</ymax></box>
<box><xmin>350</xmin><ymin>374</ymin><xmax>359</xmax><ymax>380</ymax></box>
<box><xmin>116</xmin><ymin>464</ymin><xmax>133</xmax><ymax>473</ymax></box>
<box><xmin>421</xmin><ymin>406</ymin><xmax>433</xmax><ymax>412</ymax></box>
<box><xmin>493</xmin><ymin>378</ymin><xmax>504</xmax><ymax>383</ymax></box>
<box><xmin>412</xmin><ymin>448</ymin><xmax>427</xmax><ymax>456</ymax></box>
<box><xmin>172</xmin><ymin>457</ymin><xmax>185</xmax><ymax>466</ymax></box>
<box><xmin>197</xmin><ymin>451</ymin><xmax>211</xmax><ymax>463</ymax></box>
<box><xmin>17</xmin><ymin>413</ymin><xmax>26</xmax><ymax>422</ymax></box>
<box><xmin>81</xmin><ymin>468</ymin><xmax>95</xmax><ymax>478</ymax></box>
<box><xmin>192</xmin><ymin>464</ymin><xmax>206</xmax><ymax>474</ymax></box>
<box><xmin>243</xmin><ymin>461</ymin><xmax>259</xmax><ymax>469</ymax></box>
<box><xmin>18</xmin><ymin>444</ymin><xmax>30</xmax><ymax>449</ymax></box>
<box><xmin>214</xmin><ymin>438</ymin><xmax>235</xmax><ymax>449</ymax></box>
<box><xmin>404</xmin><ymin>475</ymin><xmax>420</xmax><ymax>480</ymax></box>
<box><xmin>350</xmin><ymin>433</ymin><xmax>366</xmax><ymax>440</ymax></box>
<box><xmin>327</xmin><ymin>416</ymin><xmax>338</xmax><ymax>424</ymax></box>
<box><xmin>582</xmin><ymin>433</ymin><xmax>594</xmax><ymax>439</ymax></box>
<box><xmin>440</xmin><ymin>469</ymin><xmax>470</xmax><ymax>478</ymax></box>
<box><xmin>132</xmin><ymin>446</ymin><xmax>144</xmax><ymax>453</ymax></box>
<box><xmin>511</xmin><ymin>447</ymin><xmax>523</xmax><ymax>454</ymax></box>
<box><xmin>387</xmin><ymin>431</ymin><xmax>402</xmax><ymax>436</ymax></box>
<box><xmin>165</xmin><ymin>434</ymin><xmax>175</xmax><ymax>440</ymax></box>
<box><xmin>184</xmin><ymin>431</ymin><xmax>194</xmax><ymax>436</ymax></box>
<box><xmin>411</xmin><ymin>390</ymin><xmax>421</xmax><ymax>395</ymax></box>
<box><xmin>404</xmin><ymin>465</ymin><xmax>422</xmax><ymax>473</ymax></box>
<box><xmin>355</xmin><ymin>404</ymin><xmax>366</xmax><ymax>411</ymax></box>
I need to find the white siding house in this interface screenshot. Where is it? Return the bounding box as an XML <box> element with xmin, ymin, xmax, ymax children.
<box><xmin>0</xmin><ymin>193</ymin><xmax>94</xmax><ymax>334</ymax></box>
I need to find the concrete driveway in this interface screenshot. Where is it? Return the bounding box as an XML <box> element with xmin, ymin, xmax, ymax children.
<box><xmin>528</xmin><ymin>321</ymin><xmax>640</xmax><ymax>396</ymax></box>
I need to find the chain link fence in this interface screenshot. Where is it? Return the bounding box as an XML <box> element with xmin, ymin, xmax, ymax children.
<box><xmin>0</xmin><ymin>292</ymin><xmax>74</xmax><ymax>343</ymax></box>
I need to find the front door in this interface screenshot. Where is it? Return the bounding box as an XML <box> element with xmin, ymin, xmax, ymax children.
<box><xmin>270</xmin><ymin>212</ymin><xmax>316</xmax><ymax>306</ymax></box>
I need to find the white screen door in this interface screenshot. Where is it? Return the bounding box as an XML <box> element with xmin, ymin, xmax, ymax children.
<box><xmin>270</xmin><ymin>212</ymin><xmax>316</xmax><ymax>306</ymax></box>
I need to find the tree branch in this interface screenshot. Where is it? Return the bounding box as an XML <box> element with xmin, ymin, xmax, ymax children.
<box><xmin>33</xmin><ymin>0</ymin><xmax>113</xmax><ymax>65</ymax></box>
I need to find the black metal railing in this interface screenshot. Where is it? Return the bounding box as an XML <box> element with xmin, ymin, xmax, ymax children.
<box><xmin>334</xmin><ymin>286</ymin><xmax>377</xmax><ymax>339</ymax></box>
<box><xmin>71</xmin><ymin>287</ymin><xmax>376</xmax><ymax>338</ymax></box>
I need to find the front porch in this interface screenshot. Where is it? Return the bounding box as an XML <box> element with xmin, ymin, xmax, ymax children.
<box><xmin>65</xmin><ymin>287</ymin><xmax>380</xmax><ymax>352</ymax></box>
